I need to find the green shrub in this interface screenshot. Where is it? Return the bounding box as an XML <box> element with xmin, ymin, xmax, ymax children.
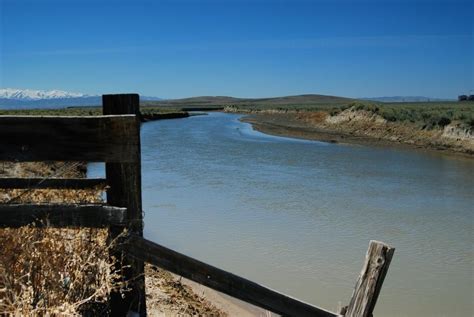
<box><xmin>438</xmin><ymin>117</ymin><xmax>451</xmax><ymax>127</ymax></box>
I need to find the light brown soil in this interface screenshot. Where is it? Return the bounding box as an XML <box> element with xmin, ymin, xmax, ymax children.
<box><xmin>145</xmin><ymin>264</ymin><xmax>227</xmax><ymax>316</ymax></box>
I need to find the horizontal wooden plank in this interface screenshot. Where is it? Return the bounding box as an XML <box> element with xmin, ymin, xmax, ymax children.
<box><xmin>123</xmin><ymin>235</ymin><xmax>337</xmax><ymax>317</ymax></box>
<box><xmin>0</xmin><ymin>115</ymin><xmax>139</xmax><ymax>162</ymax></box>
<box><xmin>0</xmin><ymin>204</ymin><xmax>126</xmax><ymax>228</ymax></box>
<box><xmin>0</xmin><ymin>178</ymin><xmax>107</xmax><ymax>189</ymax></box>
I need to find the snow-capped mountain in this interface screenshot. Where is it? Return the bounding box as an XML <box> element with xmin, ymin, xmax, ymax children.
<box><xmin>0</xmin><ymin>88</ymin><xmax>89</xmax><ymax>100</ymax></box>
<box><xmin>0</xmin><ymin>88</ymin><xmax>163</xmax><ymax>109</ymax></box>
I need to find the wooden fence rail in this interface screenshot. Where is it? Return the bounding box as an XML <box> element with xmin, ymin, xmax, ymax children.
<box><xmin>0</xmin><ymin>177</ymin><xmax>107</xmax><ymax>189</ymax></box>
<box><xmin>124</xmin><ymin>234</ymin><xmax>336</xmax><ymax>317</ymax></box>
<box><xmin>122</xmin><ymin>235</ymin><xmax>395</xmax><ymax>317</ymax></box>
<box><xmin>0</xmin><ymin>204</ymin><xmax>126</xmax><ymax>228</ymax></box>
<box><xmin>0</xmin><ymin>115</ymin><xmax>139</xmax><ymax>162</ymax></box>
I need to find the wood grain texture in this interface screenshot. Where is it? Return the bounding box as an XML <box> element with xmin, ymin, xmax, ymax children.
<box><xmin>0</xmin><ymin>115</ymin><xmax>138</xmax><ymax>162</ymax></box>
<box><xmin>0</xmin><ymin>178</ymin><xmax>106</xmax><ymax>189</ymax></box>
<box><xmin>124</xmin><ymin>235</ymin><xmax>338</xmax><ymax>317</ymax></box>
<box><xmin>344</xmin><ymin>240</ymin><xmax>395</xmax><ymax>317</ymax></box>
<box><xmin>103</xmin><ymin>94</ymin><xmax>146</xmax><ymax>316</ymax></box>
<box><xmin>0</xmin><ymin>204</ymin><xmax>126</xmax><ymax>228</ymax></box>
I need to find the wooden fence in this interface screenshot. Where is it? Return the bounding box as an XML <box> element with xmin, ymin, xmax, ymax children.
<box><xmin>0</xmin><ymin>94</ymin><xmax>395</xmax><ymax>316</ymax></box>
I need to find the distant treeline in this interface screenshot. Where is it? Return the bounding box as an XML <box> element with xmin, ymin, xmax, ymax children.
<box><xmin>458</xmin><ymin>95</ymin><xmax>474</xmax><ymax>101</ymax></box>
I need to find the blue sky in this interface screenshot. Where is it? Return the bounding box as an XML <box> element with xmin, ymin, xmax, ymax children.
<box><xmin>1</xmin><ymin>0</ymin><xmax>472</xmax><ymax>99</ymax></box>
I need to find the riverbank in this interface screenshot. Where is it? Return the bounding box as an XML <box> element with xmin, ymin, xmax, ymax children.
<box><xmin>140</xmin><ymin>109</ymin><xmax>189</xmax><ymax>122</ymax></box>
<box><xmin>238</xmin><ymin>109</ymin><xmax>473</xmax><ymax>158</ymax></box>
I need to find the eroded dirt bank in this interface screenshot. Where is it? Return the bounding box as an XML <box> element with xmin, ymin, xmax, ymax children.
<box><xmin>234</xmin><ymin>107</ymin><xmax>473</xmax><ymax>157</ymax></box>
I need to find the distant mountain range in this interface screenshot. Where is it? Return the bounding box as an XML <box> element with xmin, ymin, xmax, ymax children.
<box><xmin>145</xmin><ymin>94</ymin><xmax>456</xmax><ymax>108</ymax></box>
<box><xmin>0</xmin><ymin>88</ymin><xmax>87</xmax><ymax>100</ymax></box>
<box><xmin>0</xmin><ymin>88</ymin><xmax>457</xmax><ymax>110</ymax></box>
<box><xmin>362</xmin><ymin>96</ymin><xmax>455</xmax><ymax>102</ymax></box>
<box><xmin>0</xmin><ymin>88</ymin><xmax>162</xmax><ymax>109</ymax></box>
<box><xmin>0</xmin><ymin>96</ymin><xmax>102</xmax><ymax>109</ymax></box>
<box><xmin>144</xmin><ymin>94</ymin><xmax>354</xmax><ymax>108</ymax></box>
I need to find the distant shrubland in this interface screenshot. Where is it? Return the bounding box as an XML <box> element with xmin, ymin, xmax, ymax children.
<box><xmin>226</xmin><ymin>100</ymin><xmax>474</xmax><ymax>130</ymax></box>
<box><xmin>336</xmin><ymin>102</ymin><xmax>474</xmax><ymax>129</ymax></box>
<box><xmin>1</xmin><ymin>97</ymin><xmax>472</xmax><ymax>130</ymax></box>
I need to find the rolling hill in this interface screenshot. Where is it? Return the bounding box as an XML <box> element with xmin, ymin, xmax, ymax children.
<box><xmin>142</xmin><ymin>94</ymin><xmax>356</xmax><ymax>109</ymax></box>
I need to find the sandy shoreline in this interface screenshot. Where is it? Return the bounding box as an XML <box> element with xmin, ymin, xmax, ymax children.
<box><xmin>241</xmin><ymin>113</ymin><xmax>474</xmax><ymax>159</ymax></box>
<box><xmin>145</xmin><ymin>264</ymin><xmax>275</xmax><ymax>316</ymax></box>
<box><xmin>179</xmin><ymin>276</ymin><xmax>276</xmax><ymax>317</ymax></box>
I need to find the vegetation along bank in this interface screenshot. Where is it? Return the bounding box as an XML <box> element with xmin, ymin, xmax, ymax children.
<box><xmin>225</xmin><ymin>101</ymin><xmax>474</xmax><ymax>157</ymax></box>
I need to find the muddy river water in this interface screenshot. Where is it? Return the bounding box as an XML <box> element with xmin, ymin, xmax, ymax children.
<box><xmin>90</xmin><ymin>112</ymin><xmax>473</xmax><ymax>316</ymax></box>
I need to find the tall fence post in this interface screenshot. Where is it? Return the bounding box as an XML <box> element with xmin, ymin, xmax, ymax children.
<box><xmin>103</xmin><ymin>94</ymin><xmax>146</xmax><ymax>316</ymax></box>
<box><xmin>341</xmin><ymin>240</ymin><xmax>395</xmax><ymax>317</ymax></box>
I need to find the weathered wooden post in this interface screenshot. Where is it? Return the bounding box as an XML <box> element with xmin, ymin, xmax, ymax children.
<box><xmin>103</xmin><ymin>94</ymin><xmax>146</xmax><ymax>316</ymax></box>
<box><xmin>340</xmin><ymin>240</ymin><xmax>395</xmax><ymax>317</ymax></box>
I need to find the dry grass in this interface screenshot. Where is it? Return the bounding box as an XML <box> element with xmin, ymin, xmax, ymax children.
<box><xmin>0</xmin><ymin>226</ymin><xmax>127</xmax><ymax>316</ymax></box>
<box><xmin>0</xmin><ymin>162</ymin><xmax>226</xmax><ymax>316</ymax></box>
<box><xmin>0</xmin><ymin>162</ymin><xmax>126</xmax><ymax>316</ymax></box>
<box><xmin>0</xmin><ymin>162</ymin><xmax>87</xmax><ymax>179</ymax></box>
<box><xmin>296</xmin><ymin>111</ymin><xmax>328</xmax><ymax>124</ymax></box>
<box><xmin>145</xmin><ymin>265</ymin><xmax>227</xmax><ymax>316</ymax></box>
<box><xmin>0</xmin><ymin>162</ymin><xmax>103</xmax><ymax>205</ymax></box>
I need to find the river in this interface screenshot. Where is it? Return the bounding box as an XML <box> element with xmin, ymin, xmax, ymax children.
<box><xmin>90</xmin><ymin>112</ymin><xmax>473</xmax><ymax>316</ymax></box>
